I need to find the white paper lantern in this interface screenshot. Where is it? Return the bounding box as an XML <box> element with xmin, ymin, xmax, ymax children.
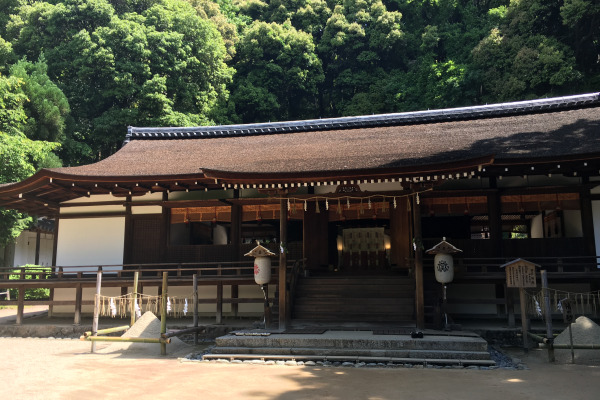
<box><xmin>245</xmin><ymin>242</ymin><xmax>276</xmax><ymax>285</ymax></box>
<box><xmin>434</xmin><ymin>253</ymin><xmax>454</xmax><ymax>284</ymax></box>
<box><xmin>426</xmin><ymin>238</ymin><xmax>462</xmax><ymax>284</ymax></box>
<box><xmin>254</xmin><ymin>256</ymin><xmax>272</xmax><ymax>285</ymax></box>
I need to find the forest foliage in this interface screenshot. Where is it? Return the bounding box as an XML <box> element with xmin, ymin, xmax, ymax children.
<box><xmin>0</xmin><ymin>0</ymin><xmax>598</xmax><ymax>165</ymax></box>
<box><xmin>0</xmin><ymin>0</ymin><xmax>600</xmax><ymax>242</ymax></box>
<box><xmin>0</xmin><ymin>0</ymin><xmax>599</xmax><ymax>242</ymax></box>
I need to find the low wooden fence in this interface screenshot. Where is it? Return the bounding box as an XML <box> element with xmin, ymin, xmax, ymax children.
<box><xmin>420</xmin><ymin>255</ymin><xmax>600</xmax><ymax>329</ymax></box>
<box><xmin>0</xmin><ymin>260</ymin><xmax>300</xmax><ymax>325</ymax></box>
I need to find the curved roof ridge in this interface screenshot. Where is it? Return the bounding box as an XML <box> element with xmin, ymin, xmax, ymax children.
<box><xmin>125</xmin><ymin>92</ymin><xmax>600</xmax><ymax>144</ymax></box>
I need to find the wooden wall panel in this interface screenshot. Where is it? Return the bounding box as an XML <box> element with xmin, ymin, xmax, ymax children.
<box><xmin>390</xmin><ymin>197</ymin><xmax>412</xmax><ymax>269</ymax></box>
<box><xmin>130</xmin><ymin>215</ymin><xmax>162</xmax><ymax>264</ymax></box>
<box><xmin>303</xmin><ymin>201</ymin><xmax>329</xmax><ymax>270</ymax></box>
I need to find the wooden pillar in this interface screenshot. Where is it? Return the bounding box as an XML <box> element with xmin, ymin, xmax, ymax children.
<box><xmin>231</xmin><ymin>285</ymin><xmax>239</xmax><ymax>317</ymax></box>
<box><xmin>160</xmin><ymin>192</ymin><xmax>169</xmax><ymax>262</ymax></box>
<box><xmin>216</xmin><ymin>282</ymin><xmax>223</xmax><ymax>324</ymax></box>
<box><xmin>34</xmin><ymin>230</ymin><xmax>41</xmax><ymax>266</ymax></box>
<box><xmin>580</xmin><ymin>186</ymin><xmax>596</xmax><ymax>256</ymax></box>
<box><xmin>303</xmin><ymin>201</ymin><xmax>328</xmax><ymax>271</ymax></box>
<box><xmin>74</xmin><ymin>282</ymin><xmax>82</xmax><ymax>325</ymax></box>
<box><xmin>130</xmin><ymin>271</ymin><xmax>139</xmax><ymax>326</ymax></box>
<box><xmin>231</xmin><ymin>191</ymin><xmax>242</xmax><ymax>259</ymax></box>
<box><xmin>52</xmin><ymin>217</ymin><xmax>59</xmax><ymax>267</ymax></box>
<box><xmin>506</xmin><ymin>284</ymin><xmax>516</xmax><ymax>328</ymax></box>
<box><xmin>49</xmin><ymin>217</ymin><xmax>59</xmax><ymax>318</ymax></box>
<box><xmin>123</xmin><ymin>196</ymin><xmax>133</xmax><ymax>264</ymax></box>
<box><xmin>390</xmin><ymin>197</ymin><xmax>411</xmax><ymax>269</ymax></box>
<box><xmin>92</xmin><ymin>269</ymin><xmax>102</xmax><ymax>353</ymax></box>
<box><xmin>231</xmin><ymin>200</ymin><xmax>242</xmax><ymax>309</ymax></box>
<box><xmin>487</xmin><ymin>185</ymin><xmax>502</xmax><ymax>257</ymax></box>
<box><xmin>16</xmin><ymin>286</ymin><xmax>24</xmax><ymax>325</ymax></box>
<box><xmin>160</xmin><ymin>272</ymin><xmax>168</xmax><ymax>356</ymax></box>
<box><xmin>279</xmin><ymin>198</ymin><xmax>288</xmax><ymax>331</ymax></box>
<box><xmin>412</xmin><ymin>194</ymin><xmax>425</xmax><ymax>329</ymax></box>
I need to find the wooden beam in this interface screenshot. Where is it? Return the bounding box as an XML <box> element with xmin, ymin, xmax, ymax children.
<box><xmin>123</xmin><ymin>196</ymin><xmax>133</xmax><ymax>264</ymax></box>
<box><xmin>161</xmin><ymin>192</ymin><xmax>169</xmax><ymax>262</ymax></box>
<box><xmin>216</xmin><ymin>282</ymin><xmax>223</xmax><ymax>324</ymax></box>
<box><xmin>279</xmin><ymin>198</ymin><xmax>288</xmax><ymax>331</ymax></box>
<box><xmin>16</xmin><ymin>286</ymin><xmax>25</xmax><ymax>325</ymax></box>
<box><xmin>74</xmin><ymin>283</ymin><xmax>82</xmax><ymax>325</ymax></box>
<box><xmin>34</xmin><ymin>230</ymin><xmax>41</xmax><ymax>265</ymax></box>
<box><xmin>487</xmin><ymin>179</ymin><xmax>502</xmax><ymax>257</ymax></box>
<box><xmin>412</xmin><ymin>193</ymin><xmax>424</xmax><ymax>330</ymax></box>
<box><xmin>580</xmin><ymin>186</ymin><xmax>596</xmax><ymax>256</ymax></box>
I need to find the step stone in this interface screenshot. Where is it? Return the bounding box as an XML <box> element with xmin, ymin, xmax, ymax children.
<box><xmin>210</xmin><ymin>346</ymin><xmax>491</xmax><ymax>360</ymax></box>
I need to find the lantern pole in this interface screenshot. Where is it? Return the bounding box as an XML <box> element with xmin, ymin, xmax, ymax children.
<box><xmin>261</xmin><ymin>284</ymin><xmax>271</xmax><ymax>328</ymax></box>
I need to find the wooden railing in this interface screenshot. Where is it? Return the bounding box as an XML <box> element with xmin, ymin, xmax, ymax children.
<box><xmin>0</xmin><ymin>260</ymin><xmax>299</xmax><ymax>326</ymax></box>
<box><xmin>0</xmin><ymin>261</ymin><xmax>299</xmax><ymax>283</ymax></box>
<box><xmin>416</xmin><ymin>255</ymin><xmax>600</xmax><ymax>329</ymax></box>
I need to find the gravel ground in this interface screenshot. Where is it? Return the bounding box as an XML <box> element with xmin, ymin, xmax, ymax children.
<box><xmin>2</xmin><ymin>337</ymin><xmax>600</xmax><ymax>400</ymax></box>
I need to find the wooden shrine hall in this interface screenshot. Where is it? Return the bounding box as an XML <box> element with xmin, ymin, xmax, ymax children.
<box><xmin>1</xmin><ymin>92</ymin><xmax>600</xmax><ymax>329</ymax></box>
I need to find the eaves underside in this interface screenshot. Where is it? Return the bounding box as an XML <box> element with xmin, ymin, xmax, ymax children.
<box><xmin>1</xmin><ymin>153</ymin><xmax>600</xmax><ymax>216</ymax></box>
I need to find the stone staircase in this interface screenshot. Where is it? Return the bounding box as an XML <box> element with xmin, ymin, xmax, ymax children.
<box><xmin>292</xmin><ymin>275</ymin><xmax>415</xmax><ymax>323</ymax></box>
<box><xmin>203</xmin><ymin>330</ymin><xmax>495</xmax><ymax>366</ymax></box>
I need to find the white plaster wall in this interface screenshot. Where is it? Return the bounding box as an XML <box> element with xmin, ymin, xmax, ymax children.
<box><xmin>60</xmin><ymin>205</ymin><xmax>124</xmax><ymax>214</ymax></box>
<box><xmin>56</xmin><ymin>217</ymin><xmax>125</xmax><ymax>271</ymax></box>
<box><xmin>563</xmin><ymin>210</ymin><xmax>583</xmax><ymax>237</ymax></box>
<box><xmin>132</xmin><ymin>206</ymin><xmax>162</xmax><ymax>214</ymax></box>
<box><xmin>61</xmin><ymin>194</ymin><xmax>115</xmax><ymax>204</ymax></box>
<box><xmin>13</xmin><ymin>231</ymin><xmax>36</xmax><ymax>266</ymax></box>
<box><xmin>12</xmin><ymin>231</ymin><xmax>54</xmax><ymax>267</ymax></box>
<box><xmin>530</xmin><ymin>214</ymin><xmax>544</xmax><ymax>239</ymax></box>
<box><xmin>39</xmin><ymin>233</ymin><xmax>54</xmax><ymax>266</ymax></box>
<box><xmin>132</xmin><ymin>192</ymin><xmax>164</xmax><ymax>202</ymax></box>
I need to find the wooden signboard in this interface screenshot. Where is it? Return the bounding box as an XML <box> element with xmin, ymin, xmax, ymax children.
<box><xmin>503</xmin><ymin>259</ymin><xmax>538</xmax><ymax>288</ymax></box>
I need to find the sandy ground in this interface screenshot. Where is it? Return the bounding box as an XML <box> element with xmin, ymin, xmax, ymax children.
<box><xmin>2</xmin><ymin>337</ymin><xmax>599</xmax><ymax>400</ymax></box>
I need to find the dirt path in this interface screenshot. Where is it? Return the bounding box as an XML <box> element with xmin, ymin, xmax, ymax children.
<box><xmin>3</xmin><ymin>337</ymin><xmax>600</xmax><ymax>400</ymax></box>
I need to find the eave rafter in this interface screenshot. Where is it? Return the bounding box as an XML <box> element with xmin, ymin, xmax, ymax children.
<box><xmin>481</xmin><ymin>153</ymin><xmax>600</xmax><ymax>179</ymax></box>
<box><xmin>0</xmin><ymin>172</ymin><xmax>215</xmax><ymax>215</ymax></box>
<box><xmin>202</xmin><ymin>155</ymin><xmax>495</xmax><ymax>190</ymax></box>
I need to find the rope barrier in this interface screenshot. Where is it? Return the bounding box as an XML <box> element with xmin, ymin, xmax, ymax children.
<box><xmin>97</xmin><ymin>292</ymin><xmax>195</xmax><ymax>318</ymax></box>
<box><xmin>523</xmin><ymin>288</ymin><xmax>600</xmax><ymax>320</ymax></box>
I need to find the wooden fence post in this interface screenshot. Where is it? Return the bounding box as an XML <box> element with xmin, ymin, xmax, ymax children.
<box><xmin>16</xmin><ymin>286</ymin><xmax>24</xmax><ymax>325</ymax></box>
<box><xmin>130</xmin><ymin>271</ymin><xmax>139</xmax><ymax>327</ymax></box>
<box><xmin>160</xmin><ymin>272</ymin><xmax>168</xmax><ymax>356</ymax></box>
<box><xmin>92</xmin><ymin>269</ymin><xmax>102</xmax><ymax>353</ymax></box>
<box><xmin>541</xmin><ymin>270</ymin><xmax>555</xmax><ymax>362</ymax></box>
<box><xmin>193</xmin><ymin>274</ymin><xmax>198</xmax><ymax>345</ymax></box>
<box><xmin>74</xmin><ymin>282</ymin><xmax>82</xmax><ymax>325</ymax></box>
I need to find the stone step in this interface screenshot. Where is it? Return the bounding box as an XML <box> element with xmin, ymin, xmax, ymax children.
<box><xmin>295</xmin><ymin>288</ymin><xmax>414</xmax><ymax>297</ymax></box>
<box><xmin>215</xmin><ymin>332</ymin><xmax>489</xmax><ymax>353</ymax></box>
<box><xmin>209</xmin><ymin>346</ymin><xmax>492</xmax><ymax>360</ymax></box>
<box><xmin>202</xmin><ymin>353</ymin><xmax>496</xmax><ymax>367</ymax></box>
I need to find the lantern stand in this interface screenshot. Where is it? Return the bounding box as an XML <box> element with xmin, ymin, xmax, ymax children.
<box><xmin>426</xmin><ymin>237</ymin><xmax>462</xmax><ymax>331</ymax></box>
<box><xmin>245</xmin><ymin>242</ymin><xmax>277</xmax><ymax>329</ymax></box>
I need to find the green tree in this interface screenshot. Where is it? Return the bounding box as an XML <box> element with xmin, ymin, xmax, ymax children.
<box><xmin>0</xmin><ymin>56</ymin><xmax>63</xmax><ymax>245</ymax></box>
<box><xmin>561</xmin><ymin>0</ymin><xmax>600</xmax><ymax>88</ymax></box>
<box><xmin>231</xmin><ymin>20</ymin><xmax>323</xmax><ymax>122</ymax></box>
<box><xmin>8</xmin><ymin>0</ymin><xmax>233</xmax><ymax>159</ymax></box>
<box><xmin>318</xmin><ymin>0</ymin><xmax>404</xmax><ymax>115</ymax></box>
<box><xmin>9</xmin><ymin>57</ymin><xmax>70</xmax><ymax>143</ymax></box>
